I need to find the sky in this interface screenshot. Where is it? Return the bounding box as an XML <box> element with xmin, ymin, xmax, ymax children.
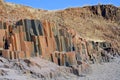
<box><xmin>5</xmin><ymin>0</ymin><xmax>120</xmax><ymax>10</ymax></box>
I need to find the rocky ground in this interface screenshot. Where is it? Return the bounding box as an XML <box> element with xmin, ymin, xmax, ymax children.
<box><xmin>0</xmin><ymin>56</ymin><xmax>120</xmax><ymax>80</ymax></box>
<box><xmin>0</xmin><ymin>57</ymin><xmax>77</xmax><ymax>80</ymax></box>
<box><xmin>78</xmin><ymin>57</ymin><xmax>120</xmax><ymax>80</ymax></box>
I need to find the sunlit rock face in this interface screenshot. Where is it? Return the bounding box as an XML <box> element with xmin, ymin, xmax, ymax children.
<box><xmin>0</xmin><ymin>19</ymin><xmax>119</xmax><ymax>78</ymax></box>
<box><xmin>0</xmin><ymin>1</ymin><xmax>120</xmax><ymax>79</ymax></box>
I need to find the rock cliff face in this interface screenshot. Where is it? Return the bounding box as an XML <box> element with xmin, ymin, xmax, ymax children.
<box><xmin>0</xmin><ymin>2</ymin><xmax>120</xmax><ymax>51</ymax></box>
<box><xmin>82</xmin><ymin>5</ymin><xmax>119</xmax><ymax>20</ymax></box>
<box><xmin>0</xmin><ymin>1</ymin><xmax>120</xmax><ymax>79</ymax></box>
<box><xmin>39</xmin><ymin>5</ymin><xmax>120</xmax><ymax>50</ymax></box>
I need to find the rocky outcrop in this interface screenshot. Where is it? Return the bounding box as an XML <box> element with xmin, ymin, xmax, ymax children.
<box><xmin>0</xmin><ymin>18</ymin><xmax>119</xmax><ymax>77</ymax></box>
<box><xmin>0</xmin><ymin>1</ymin><xmax>120</xmax><ymax>78</ymax></box>
<box><xmin>0</xmin><ymin>1</ymin><xmax>119</xmax><ymax>52</ymax></box>
<box><xmin>84</xmin><ymin>4</ymin><xmax>120</xmax><ymax>22</ymax></box>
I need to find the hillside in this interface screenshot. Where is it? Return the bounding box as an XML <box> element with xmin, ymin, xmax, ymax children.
<box><xmin>39</xmin><ymin>5</ymin><xmax>120</xmax><ymax>50</ymax></box>
<box><xmin>0</xmin><ymin>0</ymin><xmax>120</xmax><ymax>80</ymax></box>
<box><xmin>0</xmin><ymin>1</ymin><xmax>120</xmax><ymax>51</ymax></box>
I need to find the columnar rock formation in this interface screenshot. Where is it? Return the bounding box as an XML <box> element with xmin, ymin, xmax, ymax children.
<box><xmin>0</xmin><ymin>0</ymin><xmax>120</xmax><ymax>76</ymax></box>
<box><xmin>0</xmin><ymin>1</ymin><xmax>120</xmax><ymax>51</ymax></box>
<box><xmin>0</xmin><ymin>19</ymin><xmax>118</xmax><ymax>76</ymax></box>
